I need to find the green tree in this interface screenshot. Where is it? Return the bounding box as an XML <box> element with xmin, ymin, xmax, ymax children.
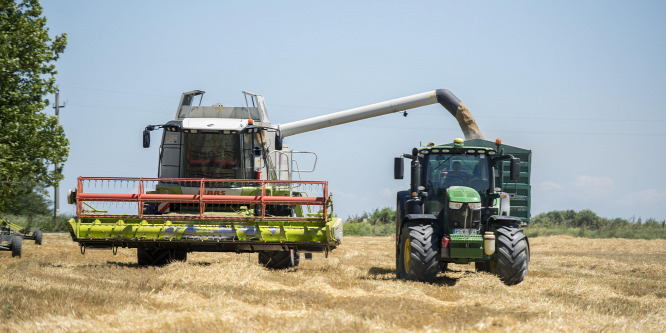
<box><xmin>0</xmin><ymin>0</ymin><xmax>68</xmax><ymax>211</ymax></box>
<box><xmin>4</xmin><ymin>184</ymin><xmax>51</xmax><ymax>215</ymax></box>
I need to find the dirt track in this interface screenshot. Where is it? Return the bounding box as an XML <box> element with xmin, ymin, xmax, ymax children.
<box><xmin>1</xmin><ymin>234</ymin><xmax>665</xmax><ymax>332</ymax></box>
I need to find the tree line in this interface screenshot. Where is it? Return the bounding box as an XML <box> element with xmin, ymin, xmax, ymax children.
<box><xmin>343</xmin><ymin>207</ymin><xmax>666</xmax><ymax>239</ymax></box>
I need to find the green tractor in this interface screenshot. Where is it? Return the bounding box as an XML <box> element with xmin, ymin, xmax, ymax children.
<box><xmin>394</xmin><ymin>138</ymin><xmax>531</xmax><ymax>285</ymax></box>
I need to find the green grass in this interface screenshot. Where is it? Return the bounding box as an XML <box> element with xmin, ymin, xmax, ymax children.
<box><xmin>1</xmin><ymin>214</ymin><xmax>71</xmax><ymax>233</ymax></box>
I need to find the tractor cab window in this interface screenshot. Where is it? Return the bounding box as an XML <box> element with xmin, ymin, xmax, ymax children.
<box><xmin>424</xmin><ymin>153</ymin><xmax>491</xmax><ymax>197</ymax></box>
<box><xmin>182</xmin><ymin>131</ymin><xmax>245</xmax><ymax>179</ymax></box>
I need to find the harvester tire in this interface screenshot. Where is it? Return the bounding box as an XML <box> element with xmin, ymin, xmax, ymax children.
<box><xmin>137</xmin><ymin>248</ymin><xmax>166</xmax><ymax>266</ymax></box>
<box><xmin>258</xmin><ymin>250</ymin><xmax>300</xmax><ymax>269</ymax></box>
<box><xmin>34</xmin><ymin>229</ymin><xmax>43</xmax><ymax>245</ymax></box>
<box><xmin>11</xmin><ymin>235</ymin><xmax>22</xmax><ymax>258</ymax></box>
<box><xmin>137</xmin><ymin>248</ymin><xmax>187</xmax><ymax>266</ymax></box>
<box><xmin>143</xmin><ymin>202</ymin><xmax>158</xmax><ymax>215</ymax></box>
<box><xmin>398</xmin><ymin>223</ymin><xmax>439</xmax><ymax>283</ymax></box>
<box><xmin>172</xmin><ymin>249</ymin><xmax>187</xmax><ymax>262</ymax></box>
<box><xmin>495</xmin><ymin>224</ymin><xmax>529</xmax><ymax>285</ymax></box>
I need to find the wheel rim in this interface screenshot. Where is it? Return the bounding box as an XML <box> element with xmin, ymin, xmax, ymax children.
<box><xmin>403</xmin><ymin>238</ymin><xmax>411</xmax><ymax>274</ymax></box>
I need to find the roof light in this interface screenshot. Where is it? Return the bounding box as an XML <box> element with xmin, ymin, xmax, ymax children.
<box><xmin>495</xmin><ymin>138</ymin><xmax>502</xmax><ymax>145</ymax></box>
<box><xmin>248</xmin><ymin>119</ymin><xmax>254</xmax><ymax>125</ymax></box>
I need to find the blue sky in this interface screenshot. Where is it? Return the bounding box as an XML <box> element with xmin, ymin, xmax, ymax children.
<box><xmin>41</xmin><ymin>1</ymin><xmax>666</xmax><ymax>221</ymax></box>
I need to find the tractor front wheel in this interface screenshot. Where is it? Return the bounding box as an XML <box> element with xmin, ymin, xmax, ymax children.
<box><xmin>494</xmin><ymin>224</ymin><xmax>529</xmax><ymax>285</ymax></box>
<box><xmin>398</xmin><ymin>223</ymin><xmax>440</xmax><ymax>283</ymax></box>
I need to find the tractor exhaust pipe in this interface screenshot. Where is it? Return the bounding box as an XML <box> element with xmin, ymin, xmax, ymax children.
<box><xmin>279</xmin><ymin>89</ymin><xmax>483</xmax><ymax>139</ymax></box>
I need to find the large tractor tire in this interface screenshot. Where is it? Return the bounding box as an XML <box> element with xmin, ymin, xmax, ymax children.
<box><xmin>258</xmin><ymin>250</ymin><xmax>300</xmax><ymax>269</ymax></box>
<box><xmin>34</xmin><ymin>229</ymin><xmax>43</xmax><ymax>245</ymax></box>
<box><xmin>494</xmin><ymin>224</ymin><xmax>529</xmax><ymax>285</ymax></box>
<box><xmin>11</xmin><ymin>235</ymin><xmax>22</xmax><ymax>258</ymax></box>
<box><xmin>397</xmin><ymin>223</ymin><xmax>440</xmax><ymax>283</ymax></box>
<box><xmin>137</xmin><ymin>248</ymin><xmax>187</xmax><ymax>266</ymax></box>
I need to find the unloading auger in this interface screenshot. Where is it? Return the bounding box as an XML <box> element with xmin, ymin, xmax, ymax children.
<box><xmin>67</xmin><ymin>89</ymin><xmax>483</xmax><ymax>267</ymax></box>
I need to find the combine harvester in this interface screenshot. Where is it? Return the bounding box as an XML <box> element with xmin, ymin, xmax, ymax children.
<box><xmin>67</xmin><ymin>89</ymin><xmax>509</xmax><ymax>268</ymax></box>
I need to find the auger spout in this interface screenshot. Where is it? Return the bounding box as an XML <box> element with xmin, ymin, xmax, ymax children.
<box><xmin>279</xmin><ymin>89</ymin><xmax>483</xmax><ymax>140</ymax></box>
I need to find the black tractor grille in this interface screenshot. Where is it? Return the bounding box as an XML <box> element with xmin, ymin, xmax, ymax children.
<box><xmin>448</xmin><ymin>204</ymin><xmax>481</xmax><ymax>230</ymax></box>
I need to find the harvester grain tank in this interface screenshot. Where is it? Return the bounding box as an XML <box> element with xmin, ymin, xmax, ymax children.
<box><xmin>67</xmin><ymin>89</ymin><xmax>485</xmax><ymax>268</ymax></box>
<box><xmin>394</xmin><ymin>138</ymin><xmax>531</xmax><ymax>285</ymax></box>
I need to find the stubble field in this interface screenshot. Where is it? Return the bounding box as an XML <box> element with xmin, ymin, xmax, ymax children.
<box><xmin>1</xmin><ymin>234</ymin><xmax>665</xmax><ymax>332</ymax></box>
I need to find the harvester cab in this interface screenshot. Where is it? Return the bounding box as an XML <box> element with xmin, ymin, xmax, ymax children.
<box><xmin>394</xmin><ymin>138</ymin><xmax>531</xmax><ymax>285</ymax></box>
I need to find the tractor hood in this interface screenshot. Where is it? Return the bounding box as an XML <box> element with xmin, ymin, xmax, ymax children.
<box><xmin>447</xmin><ymin>186</ymin><xmax>481</xmax><ymax>203</ymax></box>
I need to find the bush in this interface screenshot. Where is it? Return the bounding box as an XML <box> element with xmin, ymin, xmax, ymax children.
<box><xmin>344</xmin><ymin>207</ymin><xmax>396</xmax><ymax>236</ymax></box>
<box><xmin>529</xmin><ymin>210</ymin><xmax>666</xmax><ymax>239</ymax></box>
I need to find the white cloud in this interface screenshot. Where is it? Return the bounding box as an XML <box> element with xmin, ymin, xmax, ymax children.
<box><xmin>334</xmin><ymin>190</ymin><xmax>372</xmax><ymax>201</ymax></box>
<box><xmin>535</xmin><ymin>181</ymin><xmax>564</xmax><ymax>192</ymax></box>
<box><xmin>570</xmin><ymin>175</ymin><xmax>615</xmax><ymax>197</ymax></box>
<box><xmin>620</xmin><ymin>189</ymin><xmax>666</xmax><ymax>207</ymax></box>
<box><xmin>380</xmin><ymin>183</ymin><xmax>410</xmax><ymax>198</ymax></box>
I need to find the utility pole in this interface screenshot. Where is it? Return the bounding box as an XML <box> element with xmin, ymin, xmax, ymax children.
<box><xmin>53</xmin><ymin>89</ymin><xmax>65</xmax><ymax>220</ymax></box>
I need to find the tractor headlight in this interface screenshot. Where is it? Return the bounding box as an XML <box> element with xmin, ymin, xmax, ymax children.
<box><xmin>449</xmin><ymin>202</ymin><xmax>463</xmax><ymax>210</ymax></box>
<box><xmin>469</xmin><ymin>202</ymin><xmax>482</xmax><ymax>210</ymax></box>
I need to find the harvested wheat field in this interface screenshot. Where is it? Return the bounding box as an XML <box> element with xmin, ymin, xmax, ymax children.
<box><xmin>1</xmin><ymin>234</ymin><xmax>665</xmax><ymax>333</ymax></box>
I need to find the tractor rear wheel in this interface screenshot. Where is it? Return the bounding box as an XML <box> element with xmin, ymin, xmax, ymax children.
<box><xmin>398</xmin><ymin>223</ymin><xmax>440</xmax><ymax>283</ymax></box>
<box><xmin>494</xmin><ymin>224</ymin><xmax>529</xmax><ymax>285</ymax></box>
<box><xmin>11</xmin><ymin>235</ymin><xmax>22</xmax><ymax>258</ymax></box>
<box><xmin>137</xmin><ymin>248</ymin><xmax>187</xmax><ymax>266</ymax></box>
<box><xmin>258</xmin><ymin>250</ymin><xmax>300</xmax><ymax>269</ymax></box>
<box><xmin>34</xmin><ymin>229</ymin><xmax>43</xmax><ymax>245</ymax></box>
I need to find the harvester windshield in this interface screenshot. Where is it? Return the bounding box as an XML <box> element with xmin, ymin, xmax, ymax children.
<box><xmin>183</xmin><ymin>131</ymin><xmax>252</xmax><ymax>179</ymax></box>
<box><xmin>424</xmin><ymin>153</ymin><xmax>491</xmax><ymax>199</ymax></box>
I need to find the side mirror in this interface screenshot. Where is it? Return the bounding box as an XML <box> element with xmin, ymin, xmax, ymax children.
<box><xmin>394</xmin><ymin>157</ymin><xmax>404</xmax><ymax>179</ymax></box>
<box><xmin>510</xmin><ymin>157</ymin><xmax>520</xmax><ymax>181</ymax></box>
<box><xmin>275</xmin><ymin>131</ymin><xmax>283</xmax><ymax>151</ymax></box>
<box><xmin>142</xmin><ymin>129</ymin><xmax>150</xmax><ymax>148</ymax></box>
<box><xmin>253</xmin><ymin>146</ymin><xmax>262</xmax><ymax>157</ymax></box>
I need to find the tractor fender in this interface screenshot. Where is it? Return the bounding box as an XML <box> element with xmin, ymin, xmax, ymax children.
<box><xmin>395</xmin><ymin>191</ymin><xmax>409</xmax><ymax>244</ymax></box>
<box><xmin>487</xmin><ymin>215</ymin><xmax>523</xmax><ymax>227</ymax></box>
<box><xmin>399</xmin><ymin>214</ymin><xmax>437</xmax><ymax>237</ymax></box>
<box><xmin>396</xmin><ymin>213</ymin><xmax>438</xmax><ymax>262</ymax></box>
